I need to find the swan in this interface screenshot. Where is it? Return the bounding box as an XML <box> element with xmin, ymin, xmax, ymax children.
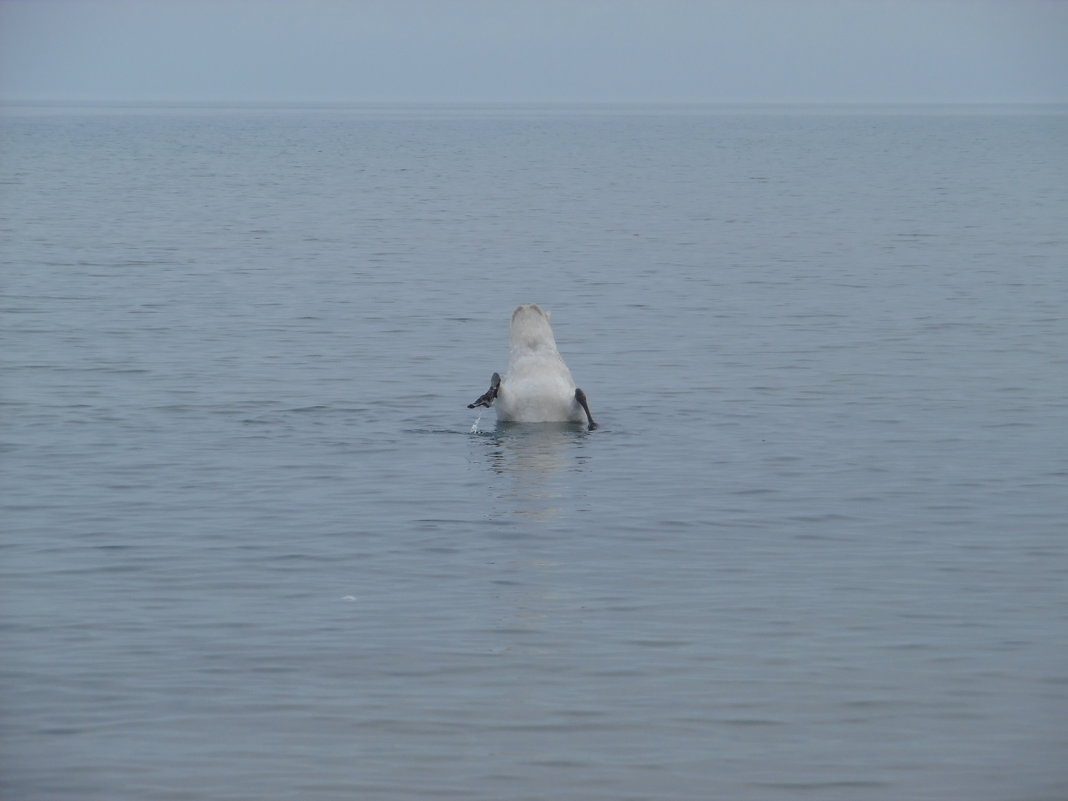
<box><xmin>468</xmin><ymin>304</ymin><xmax>597</xmax><ymax>429</ymax></box>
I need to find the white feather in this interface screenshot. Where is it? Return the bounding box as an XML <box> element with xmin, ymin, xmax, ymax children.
<box><xmin>496</xmin><ymin>304</ymin><xmax>587</xmax><ymax>424</ymax></box>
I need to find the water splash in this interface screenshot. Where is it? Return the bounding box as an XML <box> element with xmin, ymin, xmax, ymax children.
<box><xmin>470</xmin><ymin>413</ymin><xmax>483</xmax><ymax>433</ymax></box>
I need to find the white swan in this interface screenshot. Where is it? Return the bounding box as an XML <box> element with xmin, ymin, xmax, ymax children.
<box><xmin>468</xmin><ymin>304</ymin><xmax>597</xmax><ymax>429</ymax></box>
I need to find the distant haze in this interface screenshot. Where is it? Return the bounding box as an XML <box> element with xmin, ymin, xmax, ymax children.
<box><xmin>2</xmin><ymin>0</ymin><xmax>1067</xmax><ymax>103</ymax></box>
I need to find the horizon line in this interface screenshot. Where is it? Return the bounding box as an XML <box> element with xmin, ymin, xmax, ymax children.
<box><xmin>4</xmin><ymin>97</ymin><xmax>1068</xmax><ymax>107</ymax></box>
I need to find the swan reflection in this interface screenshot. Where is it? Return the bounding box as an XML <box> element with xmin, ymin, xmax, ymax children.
<box><xmin>473</xmin><ymin>422</ymin><xmax>592</xmax><ymax>522</ymax></box>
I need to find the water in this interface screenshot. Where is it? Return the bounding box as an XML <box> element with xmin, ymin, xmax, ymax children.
<box><xmin>2</xmin><ymin>103</ymin><xmax>1067</xmax><ymax>800</ymax></box>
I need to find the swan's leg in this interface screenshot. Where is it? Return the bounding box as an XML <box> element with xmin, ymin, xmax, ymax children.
<box><xmin>467</xmin><ymin>372</ymin><xmax>501</xmax><ymax>409</ymax></box>
<box><xmin>575</xmin><ymin>388</ymin><xmax>597</xmax><ymax>430</ymax></box>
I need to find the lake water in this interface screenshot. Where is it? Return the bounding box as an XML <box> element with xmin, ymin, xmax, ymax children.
<box><xmin>2</xmin><ymin>103</ymin><xmax>1067</xmax><ymax>800</ymax></box>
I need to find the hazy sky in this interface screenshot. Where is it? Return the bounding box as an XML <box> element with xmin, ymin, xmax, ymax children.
<box><xmin>1</xmin><ymin>0</ymin><xmax>1066</xmax><ymax>103</ymax></box>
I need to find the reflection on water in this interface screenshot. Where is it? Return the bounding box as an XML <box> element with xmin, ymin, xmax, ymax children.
<box><xmin>472</xmin><ymin>422</ymin><xmax>592</xmax><ymax>522</ymax></box>
<box><xmin>467</xmin><ymin>423</ymin><xmax>594</xmax><ymax>670</ymax></box>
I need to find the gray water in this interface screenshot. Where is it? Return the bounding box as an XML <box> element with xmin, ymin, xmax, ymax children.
<box><xmin>2</xmin><ymin>103</ymin><xmax>1067</xmax><ymax>801</ymax></box>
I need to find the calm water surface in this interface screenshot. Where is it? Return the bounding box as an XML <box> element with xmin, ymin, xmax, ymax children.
<box><xmin>2</xmin><ymin>104</ymin><xmax>1067</xmax><ymax>800</ymax></box>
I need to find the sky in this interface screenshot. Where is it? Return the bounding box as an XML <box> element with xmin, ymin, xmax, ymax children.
<box><xmin>1</xmin><ymin>0</ymin><xmax>1066</xmax><ymax>104</ymax></box>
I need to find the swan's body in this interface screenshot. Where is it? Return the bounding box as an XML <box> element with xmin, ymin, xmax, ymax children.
<box><xmin>468</xmin><ymin>304</ymin><xmax>597</xmax><ymax>429</ymax></box>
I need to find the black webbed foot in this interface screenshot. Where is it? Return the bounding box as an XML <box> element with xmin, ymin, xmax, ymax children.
<box><xmin>575</xmin><ymin>388</ymin><xmax>597</xmax><ymax>430</ymax></box>
<box><xmin>468</xmin><ymin>372</ymin><xmax>501</xmax><ymax>409</ymax></box>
